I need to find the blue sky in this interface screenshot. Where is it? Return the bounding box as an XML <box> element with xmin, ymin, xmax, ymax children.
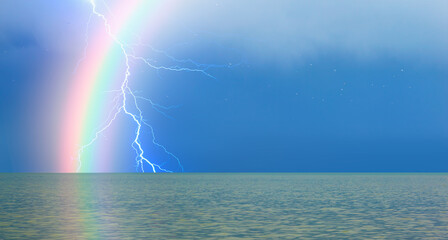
<box><xmin>0</xmin><ymin>0</ymin><xmax>447</xmax><ymax>172</ymax></box>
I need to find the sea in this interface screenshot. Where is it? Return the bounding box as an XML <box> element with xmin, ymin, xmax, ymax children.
<box><xmin>0</xmin><ymin>173</ymin><xmax>447</xmax><ymax>239</ymax></box>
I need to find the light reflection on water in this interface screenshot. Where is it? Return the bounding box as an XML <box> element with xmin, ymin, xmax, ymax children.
<box><xmin>0</xmin><ymin>173</ymin><xmax>447</xmax><ymax>239</ymax></box>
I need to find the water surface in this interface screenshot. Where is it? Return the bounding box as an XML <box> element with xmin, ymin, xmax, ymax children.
<box><xmin>0</xmin><ymin>173</ymin><xmax>447</xmax><ymax>239</ymax></box>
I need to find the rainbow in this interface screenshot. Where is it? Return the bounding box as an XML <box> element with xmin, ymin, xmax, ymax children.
<box><xmin>59</xmin><ymin>0</ymin><xmax>177</xmax><ymax>172</ymax></box>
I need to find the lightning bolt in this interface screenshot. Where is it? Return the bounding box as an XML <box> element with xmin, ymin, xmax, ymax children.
<box><xmin>74</xmin><ymin>0</ymin><xmax>235</xmax><ymax>172</ymax></box>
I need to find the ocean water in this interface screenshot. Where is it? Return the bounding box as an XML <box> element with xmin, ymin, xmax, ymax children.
<box><xmin>0</xmin><ymin>173</ymin><xmax>447</xmax><ymax>239</ymax></box>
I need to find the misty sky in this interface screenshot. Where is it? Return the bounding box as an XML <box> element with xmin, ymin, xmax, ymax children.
<box><xmin>1</xmin><ymin>0</ymin><xmax>447</xmax><ymax>172</ymax></box>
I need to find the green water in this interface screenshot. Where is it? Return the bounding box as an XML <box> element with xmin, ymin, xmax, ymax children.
<box><xmin>0</xmin><ymin>173</ymin><xmax>447</xmax><ymax>239</ymax></box>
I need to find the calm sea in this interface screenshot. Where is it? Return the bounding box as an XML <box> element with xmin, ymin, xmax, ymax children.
<box><xmin>0</xmin><ymin>173</ymin><xmax>447</xmax><ymax>239</ymax></box>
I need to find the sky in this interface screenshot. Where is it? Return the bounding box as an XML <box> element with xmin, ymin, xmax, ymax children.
<box><xmin>0</xmin><ymin>0</ymin><xmax>447</xmax><ymax>172</ymax></box>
